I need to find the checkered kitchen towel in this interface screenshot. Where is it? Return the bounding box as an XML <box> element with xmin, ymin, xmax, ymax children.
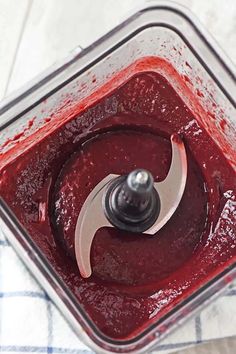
<box><xmin>0</xmin><ymin>229</ymin><xmax>236</xmax><ymax>354</ymax></box>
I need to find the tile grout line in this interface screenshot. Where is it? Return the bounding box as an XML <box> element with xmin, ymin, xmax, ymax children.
<box><xmin>46</xmin><ymin>295</ymin><xmax>53</xmax><ymax>354</ymax></box>
<box><xmin>4</xmin><ymin>0</ymin><xmax>33</xmax><ymax>97</ymax></box>
<box><xmin>0</xmin><ymin>291</ymin><xmax>49</xmax><ymax>299</ymax></box>
<box><xmin>195</xmin><ymin>314</ymin><xmax>202</xmax><ymax>344</ymax></box>
<box><xmin>0</xmin><ymin>346</ymin><xmax>92</xmax><ymax>353</ymax></box>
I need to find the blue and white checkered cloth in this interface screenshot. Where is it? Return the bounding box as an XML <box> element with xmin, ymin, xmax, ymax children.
<box><xmin>0</xmin><ymin>229</ymin><xmax>236</xmax><ymax>354</ymax></box>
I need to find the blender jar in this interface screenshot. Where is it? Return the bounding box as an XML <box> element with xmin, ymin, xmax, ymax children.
<box><xmin>0</xmin><ymin>2</ymin><xmax>235</xmax><ymax>353</ymax></box>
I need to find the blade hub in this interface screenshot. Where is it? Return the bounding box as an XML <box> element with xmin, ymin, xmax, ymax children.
<box><xmin>103</xmin><ymin>170</ymin><xmax>161</xmax><ymax>233</ymax></box>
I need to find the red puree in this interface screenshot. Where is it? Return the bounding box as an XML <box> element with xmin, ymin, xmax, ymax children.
<box><xmin>1</xmin><ymin>69</ymin><xmax>236</xmax><ymax>339</ymax></box>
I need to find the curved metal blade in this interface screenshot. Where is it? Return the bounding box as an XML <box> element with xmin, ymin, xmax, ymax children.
<box><xmin>74</xmin><ymin>134</ymin><xmax>187</xmax><ymax>278</ymax></box>
<box><xmin>145</xmin><ymin>134</ymin><xmax>187</xmax><ymax>235</ymax></box>
<box><xmin>74</xmin><ymin>174</ymin><xmax>118</xmax><ymax>278</ymax></box>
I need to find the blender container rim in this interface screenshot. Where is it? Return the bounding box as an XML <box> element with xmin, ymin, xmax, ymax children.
<box><xmin>0</xmin><ymin>2</ymin><xmax>235</xmax><ymax>353</ymax></box>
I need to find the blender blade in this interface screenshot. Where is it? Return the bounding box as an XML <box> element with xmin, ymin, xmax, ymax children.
<box><xmin>75</xmin><ymin>134</ymin><xmax>187</xmax><ymax>278</ymax></box>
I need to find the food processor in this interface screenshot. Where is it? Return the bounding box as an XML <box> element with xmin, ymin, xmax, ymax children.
<box><xmin>0</xmin><ymin>2</ymin><xmax>235</xmax><ymax>353</ymax></box>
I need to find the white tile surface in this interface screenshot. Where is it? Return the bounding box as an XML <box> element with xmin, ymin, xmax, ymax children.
<box><xmin>0</xmin><ymin>296</ymin><xmax>48</xmax><ymax>346</ymax></box>
<box><xmin>51</xmin><ymin>306</ymin><xmax>88</xmax><ymax>349</ymax></box>
<box><xmin>6</xmin><ymin>0</ymin><xmax>141</xmax><ymax>93</ymax></box>
<box><xmin>200</xmin><ymin>297</ymin><xmax>236</xmax><ymax>340</ymax></box>
<box><xmin>0</xmin><ymin>0</ymin><xmax>29</xmax><ymax>99</ymax></box>
<box><xmin>180</xmin><ymin>0</ymin><xmax>236</xmax><ymax>62</ymax></box>
<box><xmin>5</xmin><ymin>0</ymin><xmax>236</xmax><ymax>95</ymax></box>
<box><xmin>1</xmin><ymin>245</ymin><xmax>43</xmax><ymax>293</ymax></box>
<box><xmin>175</xmin><ymin>337</ymin><xmax>236</xmax><ymax>354</ymax></box>
<box><xmin>158</xmin><ymin>317</ymin><xmax>198</xmax><ymax>344</ymax></box>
